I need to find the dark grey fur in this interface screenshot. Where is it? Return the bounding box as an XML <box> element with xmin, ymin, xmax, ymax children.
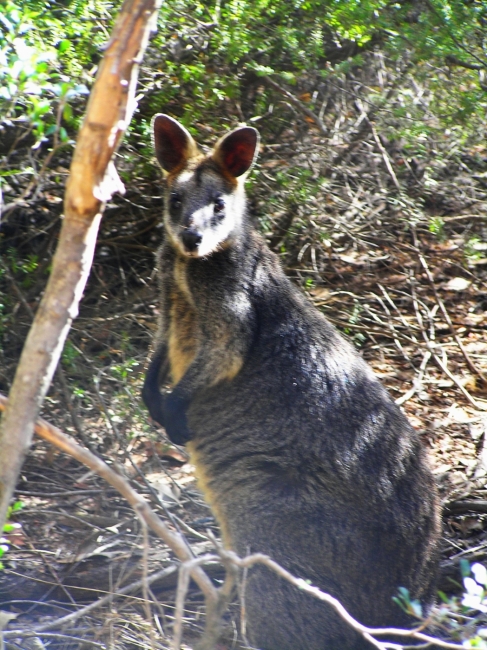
<box><xmin>143</xmin><ymin>116</ymin><xmax>440</xmax><ymax>650</ymax></box>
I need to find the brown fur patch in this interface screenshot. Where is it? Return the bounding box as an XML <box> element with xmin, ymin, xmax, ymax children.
<box><xmin>211</xmin><ymin>352</ymin><xmax>243</xmax><ymax>385</ymax></box>
<box><xmin>168</xmin><ymin>286</ymin><xmax>198</xmax><ymax>385</ymax></box>
<box><xmin>187</xmin><ymin>441</ymin><xmax>233</xmax><ymax>548</ymax></box>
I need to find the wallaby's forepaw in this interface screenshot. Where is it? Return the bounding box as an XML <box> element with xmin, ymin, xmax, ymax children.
<box><xmin>143</xmin><ymin>395</ymin><xmax>166</xmax><ymax>430</ymax></box>
<box><xmin>164</xmin><ymin>392</ymin><xmax>192</xmax><ymax>445</ymax></box>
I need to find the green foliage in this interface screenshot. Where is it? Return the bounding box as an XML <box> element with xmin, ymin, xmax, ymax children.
<box><xmin>0</xmin><ymin>501</ymin><xmax>24</xmax><ymax>570</ymax></box>
<box><xmin>1</xmin><ymin>0</ymin><xmax>486</xmax><ymax>170</ymax></box>
<box><xmin>106</xmin><ymin>359</ymin><xmax>153</xmax><ymax>438</ymax></box>
<box><xmin>4</xmin><ymin>249</ymin><xmax>39</xmax><ymax>289</ymax></box>
<box><xmin>428</xmin><ymin>217</ymin><xmax>446</xmax><ymax>240</ymax></box>
<box><xmin>431</xmin><ymin>562</ymin><xmax>487</xmax><ymax>648</ymax></box>
<box><xmin>392</xmin><ymin>586</ymin><xmax>423</xmax><ymax>618</ymax></box>
<box><xmin>465</xmin><ymin>236</ymin><xmax>485</xmax><ymax>264</ymax></box>
<box><xmin>110</xmin><ymin>357</ymin><xmax>140</xmax><ymax>383</ymax></box>
<box><xmin>144</xmin><ymin>0</ymin><xmax>487</xmax><ymax>134</ymax></box>
<box><xmin>394</xmin><ymin>565</ymin><xmax>487</xmax><ymax>648</ymax></box>
<box><xmin>61</xmin><ymin>339</ymin><xmax>81</xmax><ymax>369</ymax></box>
<box><xmin>0</xmin><ymin>0</ymin><xmax>112</xmax><ymax>149</ymax></box>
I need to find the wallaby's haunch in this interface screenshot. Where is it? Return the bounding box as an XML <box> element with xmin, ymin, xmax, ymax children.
<box><xmin>143</xmin><ymin>115</ymin><xmax>440</xmax><ymax>650</ymax></box>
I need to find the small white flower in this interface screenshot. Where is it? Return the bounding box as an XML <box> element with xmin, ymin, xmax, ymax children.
<box><xmin>464</xmin><ymin>577</ymin><xmax>484</xmax><ymax>596</ymax></box>
<box><xmin>462</xmin><ymin>593</ymin><xmax>487</xmax><ymax>613</ymax></box>
<box><xmin>473</xmin><ymin>564</ymin><xmax>487</xmax><ymax>587</ymax></box>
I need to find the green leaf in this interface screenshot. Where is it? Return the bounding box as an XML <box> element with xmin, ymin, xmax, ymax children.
<box><xmin>58</xmin><ymin>39</ymin><xmax>71</xmax><ymax>53</ymax></box>
<box><xmin>35</xmin><ymin>60</ymin><xmax>49</xmax><ymax>74</ymax></box>
<box><xmin>460</xmin><ymin>558</ymin><xmax>471</xmax><ymax>578</ymax></box>
<box><xmin>63</xmin><ymin>102</ymin><xmax>73</xmax><ymax>122</ymax></box>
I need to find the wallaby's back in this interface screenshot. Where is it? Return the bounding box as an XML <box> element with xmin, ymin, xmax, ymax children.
<box><xmin>142</xmin><ymin>115</ymin><xmax>441</xmax><ymax>650</ymax></box>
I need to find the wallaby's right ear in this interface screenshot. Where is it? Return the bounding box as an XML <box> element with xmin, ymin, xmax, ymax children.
<box><xmin>213</xmin><ymin>126</ymin><xmax>260</xmax><ymax>178</ymax></box>
<box><xmin>152</xmin><ymin>114</ymin><xmax>198</xmax><ymax>174</ymax></box>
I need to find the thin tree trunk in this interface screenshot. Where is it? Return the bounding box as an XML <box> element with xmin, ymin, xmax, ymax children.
<box><xmin>0</xmin><ymin>0</ymin><xmax>161</xmax><ymax>530</ymax></box>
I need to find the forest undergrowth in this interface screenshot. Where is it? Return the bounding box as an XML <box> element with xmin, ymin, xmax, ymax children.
<box><xmin>1</xmin><ymin>1</ymin><xmax>487</xmax><ymax>646</ymax></box>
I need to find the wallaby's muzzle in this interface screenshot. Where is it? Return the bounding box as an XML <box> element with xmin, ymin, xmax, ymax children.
<box><xmin>181</xmin><ymin>228</ymin><xmax>202</xmax><ymax>253</ymax></box>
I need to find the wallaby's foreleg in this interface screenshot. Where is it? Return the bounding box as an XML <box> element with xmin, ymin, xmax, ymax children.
<box><xmin>165</xmin><ymin>308</ymin><xmax>250</xmax><ymax>445</ymax></box>
<box><xmin>165</xmin><ymin>343</ymin><xmax>244</xmax><ymax>444</ymax></box>
<box><xmin>142</xmin><ymin>342</ymin><xmax>170</xmax><ymax>428</ymax></box>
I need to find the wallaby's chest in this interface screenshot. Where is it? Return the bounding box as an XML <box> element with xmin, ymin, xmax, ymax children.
<box><xmin>167</xmin><ymin>257</ymin><xmax>198</xmax><ymax>384</ymax></box>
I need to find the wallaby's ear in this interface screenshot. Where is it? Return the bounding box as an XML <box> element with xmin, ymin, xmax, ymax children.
<box><xmin>152</xmin><ymin>114</ymin><xmax>198</xmax><ymax>174</ymax></box>
<box><xmin>214</xmin><ymin>126</ymin><xmax>260</xmax><ymax>178</ymax></box>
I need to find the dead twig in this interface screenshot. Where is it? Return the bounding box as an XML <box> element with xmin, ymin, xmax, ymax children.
<box><xmin>409</xmin><ymin>276</ymin><xmax>483</xmax><ymax>410</ymax></box>
<box><xmin>395</xmin><ymin>350</ymin><xmax>432</xmax><ymax>407</ymax></box>
<box><xmin>411</xmin><ymin>228</ymin><xmax>487</xmax><ymax>385</ymax></box>
<box><xmin>173</xmin><ymin>549</ymin><xmax>466</xmax><ymax>650</ymax></box>
<box><xmin>356</xmin><ymin>102</ymin><xmax>401</xmax><ymax>192</ymax></box>
<box><xmin>262</xmin><ymin>75</ymin><xmax>328</xmax><ymax>136</ymax></box>
<box><xmin>4</xmin><ymin>632</ymin><xmax>106</xmax><ymax>648</ymax></box>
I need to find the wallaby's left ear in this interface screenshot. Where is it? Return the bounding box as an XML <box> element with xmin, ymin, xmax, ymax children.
<box><xmin>214</xmin><ymin>126</ymin><xmax>260</xmax><ymax>178</ymax></box>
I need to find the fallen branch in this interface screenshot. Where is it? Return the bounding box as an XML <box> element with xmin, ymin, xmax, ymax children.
<box><xmin>444</xmin><ymin>499</ymin><xmax>487</xmax><ymax>515</ymax></box>
<box><xmin>2</xmin><ymin>564</ymin><xmax>176</xmax><ymax>638</ymax></box>
<box><xmin>0</xmin><ymin>392</ymin><xmax>229</xmax><ymax>649</ymax></box>
<box><xmin>174</xmin><ymin>549</ymin><xmax>466</xmax><ymax>650</ymax></box>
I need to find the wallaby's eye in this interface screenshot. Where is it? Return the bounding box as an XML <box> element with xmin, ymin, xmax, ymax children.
<box><xmin>214</xmin><ymin>196</ymin><xmax>225</xmax><ymax>214</ymax></box>
<box><xmin>170</xmin><ymin>192</ymin><xmax>182</xmax><ymax>210</ymax></box>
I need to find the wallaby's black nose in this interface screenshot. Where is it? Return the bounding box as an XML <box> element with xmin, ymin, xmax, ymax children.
<box><xmin>182</xmin><ymin>229</ymin><xmax>202</xmax><ymax>252</ymax></box>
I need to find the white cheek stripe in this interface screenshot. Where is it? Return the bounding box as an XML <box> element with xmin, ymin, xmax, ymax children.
<box><xmin>190</xmin><ymin>204</ymin><xmax>215</xmax><ymax>228</ymax></box>
<box><xmin>197</xmin><ymin>193</ymin><xmax>241</xmax><ymax>257</ymax></box>
<box><xmin>165</xmin><ymin>191</ymin><xmax>245</xmax><ymax>258</ymax></box>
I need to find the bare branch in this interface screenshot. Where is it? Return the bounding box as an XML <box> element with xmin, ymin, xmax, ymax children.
<box><xmin>0</xmin><ymin>392</ymin><xmax>217</xmax><ymax>605</ymax></box>
<box><xmin>0</xmin><ymin>0</ymin><xmax>161</xmax><ymax>530</ymax></box>
<box><xmin>168</xmin><ymin>548</ymin><xmax>466</xmax><ymax>650</ymax></box>
<box><xmin>262</xmin><ymin>75</ymin><xmax>329</xmax><ymax>137</ymax></box>
<box><xmin>445</xmin><ymin>55</ymin><xmax>485</xmax><ymax>71</ymax></box>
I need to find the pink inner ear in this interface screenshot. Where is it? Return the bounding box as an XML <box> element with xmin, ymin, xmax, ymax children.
<box><xmin>220</xmin><ymin>128</ymin><xmax>258</xmax><ymax>177</ymax></box>
<box><xmin>153</xmin><ymin>115</ymin><xmax>190</xmax><ymax>173</ymax></box>
<box><xmin>224</xmin><ymin>144</ymin><xmax>253</xmax><ymax>175</ymax></box>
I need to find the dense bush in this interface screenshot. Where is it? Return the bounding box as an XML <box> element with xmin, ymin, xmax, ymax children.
<box><xmin>1</xmin><ymin>2</ymin><xmax>487</xmax><ymax>647</ymax></box>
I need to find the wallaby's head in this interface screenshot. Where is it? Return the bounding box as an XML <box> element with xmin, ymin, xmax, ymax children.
<box><xmin>152</xmin><ymin>114</ymin><xmax>259</xmax><ymax>258</ymax></box>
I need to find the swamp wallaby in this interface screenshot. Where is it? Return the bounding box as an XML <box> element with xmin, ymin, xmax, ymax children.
<box><xmin>142</xmin><ymin>114</ymin><xmax>441</xmax><ymax>650</ymax></box>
